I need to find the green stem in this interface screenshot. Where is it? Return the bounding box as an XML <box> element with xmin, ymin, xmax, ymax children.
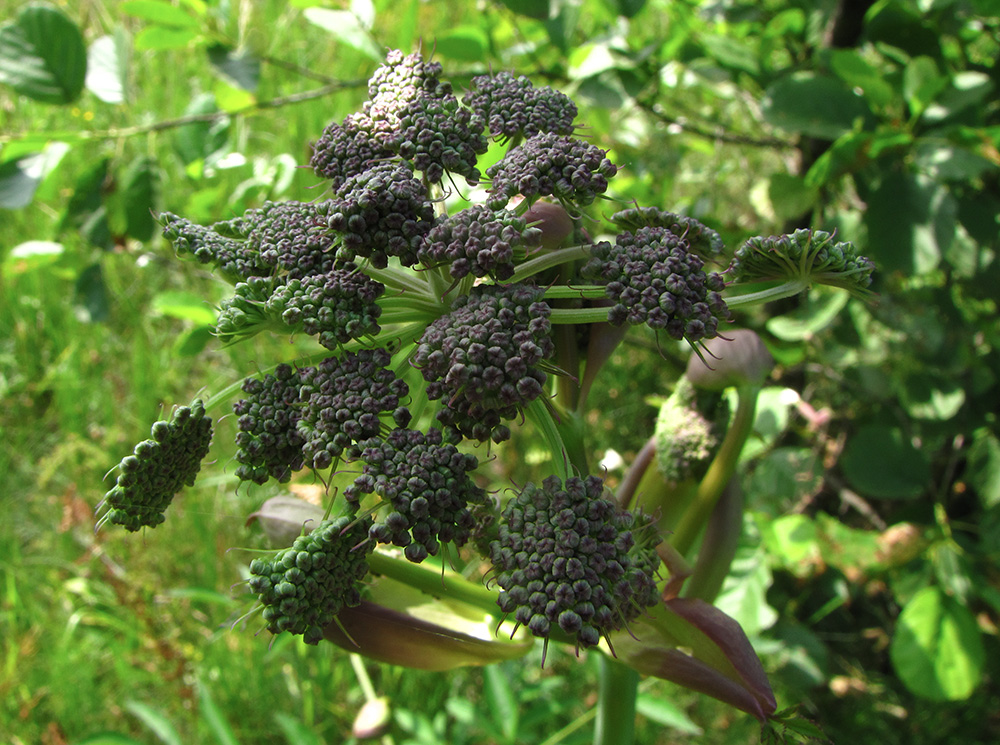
<box><xmin>367</xmin><ymin>550</ymin><xmax>502</xmax><ymax>618</ymax></box>
<box><xmin>594</xmin><ymin>658</ymin><xmax>639</xmax><ymax>745</ymax></box>
<box><xmin>669</xmin><ymin>386</ymin><xmax>758</xmax><ymax>557</ymax></box>
<box><xmin>549</xmin><ymin>305</ymin><xmax>614</xmax><ymax>325</ymax></box>
<box><xmin>723</xmin><ymin>279</ymin><xmax>809</xmax><ymax>307</ymax></box>
<box><xmin>508</xmin><ymin>245</ymin><xmax>592</xmax><ymax>283</ymax></box>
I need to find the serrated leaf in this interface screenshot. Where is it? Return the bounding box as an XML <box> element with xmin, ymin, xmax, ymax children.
<box><xmin>840</xmin><ymin>423</ymin><xmax>930</xmax><ymax>499</ymax></box>
<box><xmin>0</xmin><ymin>141</ymin><xmax>71</xmax><ymax>209</ymax></box>
<box><xmin>890</xmin><ymin>586</ymin><xmax>983</xmax><ymax>701</ymax></box>
<box><xmin>302</xmin><ymin>8</ymin><xmax>383</xmax><ymax>62</ymax></box>
<box><xmin>86</xmin><ymin>32</ymin><xmax>129</xmax><ymax>104</ymax></box>
<box><xmin>0</xmin><ymin>5</ymin><xmax>87</xmax><ymax>104</ymax></box>
<box><xmin>121</xmin><ymin>0</ymin><xmax>200</xmax><ymax>28</ymax></box>
<box><xmin>762</xmin><ymin>73</ymin><xmax>873</xmax><ymax>140</ymax></box>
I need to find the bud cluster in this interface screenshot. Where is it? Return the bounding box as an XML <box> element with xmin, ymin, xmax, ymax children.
<box><xmin>345</xmin><ymin>428</ymin><xmax>486</xmax><ymax>563</ymax></box>
<box><xmin>233</xmin><ymin>364</ymin><xmax>306</xmax><ymax>485</ymax></box>
<box><xmin>100</xmin><ymin>400</ymin><xmax>213</xmax><ymax>531</ymax></box>
<box><xmin>583</xmin><ymin>226</ymin><xmax>732</xmax><ymax>343</ymax></box>
<box><xmin>490</xmin><ymin>475</ymin><xmax>660</xmax><ymax>650</ymax></box>
<box><xmin>413</xmin><ymin>284</ymin><xmax>554</xmax><ymax>443</ymax></box>
<box><xmin>465</xmin><ymin>71</ymin><xmax>578</xmax><ymax>141</ymax></box>
<box><xmin>249</xmin><ymin>515</ymin><xmax>373</xmax><ymax>645</ymax></box>
<box><xmin>296</xmin><ymin>348</ymin><xmax>412</xmax><ymax>470</ymax></box>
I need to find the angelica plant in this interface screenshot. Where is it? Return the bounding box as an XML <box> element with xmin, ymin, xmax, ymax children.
<box><xmin>99</xmin><ymin>48</ymin><xmax>874</xmax><ymax>739</ymax></box>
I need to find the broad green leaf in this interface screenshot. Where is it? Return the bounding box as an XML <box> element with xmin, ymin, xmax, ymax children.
<box><xmin>59</xmin><ymin>158</ymin><xmax>111</xmax><ymax>247</ymax></box>
<box><xmin>75</xmin><ymin>262</ymin><xmax>110</xmax><ymax>323</ymax></box>
<box><xmin>828</xmin><ymin>49</ymin><xmax>894</xmax><ymax>108</ymax></box>
<box><xmin>715</xmin><ymin>530</ymin><xmax>778</xmax><ymax>637</ymax></box>
<box><xmin>890</xmin><ymin>586</ymin><xmax>984</xmax><ymax>701</ymax></box>
<box><xmin>701</xmin><ymin>35</ymin><xmax>759</xmax><ymax>75</ymax></box>
<box><xmin>746</xmin><ymin>448</ymin><xmax>824</xmax><ymax>513</ymax></box>
<box><xmin>3</xmin><ymin>241</ymin><xmax>64</xmax><ymax>274</ymax></box>
<box><xmin>924</xmin><ymin>71</ymin><xmax>994</xmax><ymax>122</ymax></box>
<box><xmin>173</xmin><ymin>93</ymin><xmax>230</xmax><ymax>167</ymax></box>
<box><xmin>207</xmin><ymin>44</ymin><xmax>260</xmax><ymax>92</ymax></box>
<box><xmin>862</xmin><ymin>168</ymin><xmax>955</xmax><ymax>274</ymax></box>
<box><xmin>616</xmin><ymin>0</ymin><xmax>648</xmax><ymax>18</ymax></box>
<box><xmin>124</xmin><ymin>701</ymin><xmax>183</xmax><ymax>745</ymax></box>
<box><xmin>499</xmin><ymin>0</ymin><xmax>551</xmax><ymax>19</ymax></box>
<box><xmin>433</xmin><ymin>27</ymin><xmax>489</xmax><ymax>62</ymax></box>
<box><xmin>766</xmin><ymin>287</ymin><xmax>849</xmax><ymax>342</ymax></box>
<box><xmin>814</xmin><ymin>513</ymin><xmax>882</xmax><ymax>572</ymax></box>
<box><xmin>765</xmin><ymin>173</ymin><xmax>817</xmax><ymax>221</ymax></box>
<box><xmin>302</xmin><ymin>8</ymin><xmax>383</xmax><ymax>62</ymax></box>
<box><xmin>121</xmin><ymin>0</ymin><xmax>200</xmax><ymax>28</ymax></box>
<box><xmin>967</xmin><ymin>428</ymin><xmax>1000</xmax><ymax>508</ymax></box>
<box><xmin>840</xmin><ymin>423</ymin><xmax>930</xmax><ymax>499</ymax></box>
<box><xmin>151</xmin><ymin>291</ymin><xmax>217</xmax><ymax>326</ymax></box>
<box><xmin>903</xmin><ymin>56</ymin><xmax>948</xmax><ymax>116</ymax></box>
<box><xmin>0</xmin><ymin>5</ymin><xmax>87</xmax><ymax>105</ymax></box>
<box><xmin>761</xmin><ymin>514</ymin><xmax>821</xmax><ymax>577</ymax></box>
<box><xmin>762</xmin><ymin>73</ymin><xmax>873</xmax><ymax>140</ymax></box>
<box><xmin>899</xmin><ymin>372</ymin><xmax>966</xmax><ymax>420</ymax></box>
<box><xmin>86</xmin><ymin>32</ymin><xmax>129</xmax><ymax>104</ymax></box>
<box><xmin>134</xmin><ymin>26</ymin><xmax>200</xmax><ymax>51</ymax></box>
<box><xmin>864</xmin><ymin>0</ymin><xmax>942</xmax><ymax>58</ymax></box>
<box><xmin>0</xmin><ymin>141</ymin><xmax>71</xmax><ymax>209</ymax></box>
<box><xmin>213</xmin><ymin>79</ymin><xmax>256</xmax><ymax>112</ymax></box>
<box><xmin>912</xmin><ymin>142</ymin><xmax>995</xmax><ymax>181</ymax></box>
<box><xmin>121</xmin><ymin>156</ymin><xmax>159</xmax><ymax>241</ymax></box>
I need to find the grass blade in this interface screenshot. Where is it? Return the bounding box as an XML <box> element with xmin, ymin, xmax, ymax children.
<box><xmin>124</xmin><ymin>701</ymin><xmax>183</xmax><ymax>745</ymax></box>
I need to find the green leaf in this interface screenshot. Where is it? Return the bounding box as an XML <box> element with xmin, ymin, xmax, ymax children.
<box><xmin>3</xmin><ymin>240</ymin><xmax>64</xmax><ymax>274</ymax></box>
<box><xmin>121</xmin><ymin>0</ymin><xmax>200</xmax><ymax>28</ymax></box>
<box><xmin>485</xmin><ymin>665</ymin><xmax>519</xmax><ymax>743</ymax></box>
<box><xmin>924</xmin><ymin>71</ymin><xmax>994</xmax><ymax>122</ymax></box>
<box><xmin>173</xmin><ymin>93</ymin><xmax>229</xmax><ymax>167</ymax></box>
<box><xmin>615</xmin><ymin>0</ymin><xmax>647</xmax><ymax>18</ymax></box>
<box><xmin>124</xmin><ymin>701</ymin><xmax>183</xmax><ymax>745</ymax></box>
<box><xmin>151</xmin><ymin>291</ymin><xmax>217</xmax><ymax>326</ymax></box>
<box><xmin>636</xmin><ymin>693</ymin><xmax>702</xmax><ymax>734</ymax></box>
<box><xmin>122</xmin><ymin>156</ymin><xmax>159</xmax><ymax>241</ymax></box>
<box><xmin>0</xmin><ymin>141</ymin><xmax>71</xmax><ymax>209</ymax></box>
<box><xmin>433</xmin><ymin>27</ymin><xmax>489</xmax><ymax>62</ymax></box>
<box><xmin>899</xmin><ymin>372</ymin><xmax>966</xmax><ymax>421</ymax></box>
<box><xmin>207</xmin><ymin>44</ymin><xmax>260</xmax><ymax>92</ymax></box>
<box><xmin>714</xmin><ymin>517</ymin><xmax>777</xmax><ymax>636</ymax></box>
<box><xmin>862</xmin><ymin>168</ymin><xmax>955</xmax><ymax>275</ymax></box>
<box><xmin>198</xmin><ymin>679</ymin><xmax>239</xmax><ymax>745</ymax></box>
<box><xmin>890</xmin><ymin>586</ymin><xmax>984</xmax><ymax>701</ymax></box>
<box><xmin>828</xmin><ymin>49</ymin><xmax>894</xmax><ymax>108</ymax></box>
<box><xmin>912</xmin><ymin>142</ymin><xmax>995</xmax><ymax>181</ymax></box>
<box><xmin>840</xmin><ymin>423</ymin><xmax>931</xmax><ymax>499</ymax></box>
<box><xmin>967</xmin><ymin>428</ymin><xmax>1000</xmax><ymax>508</ymax></box>
<box><xmin>765</xmin><ymin>173</ymin><xmax>817</xmax><ymax>221</ymax></box>
<box><xmin>302</xmin><ymin>8</ymin><xmax>383</xmax><ymax>62</ymax></box>
<box><xmin>75</xmin><ymin>262</ymin><xmax>110</xmax><ymax>323</ymax></box>
<box><xmin>0</xmin><ymin>4</ymin><xmax>87</xmax><ymax>104</ymax></box>
<box><xmin>746</xmin><ymin>448</ymin><xmax>825</xmax><ymax>514</ymax></box>
<box><xmin>134</xmin><ymin>26</ymin><xmax>200</xmax><ymax>51</ymax></box>
<box><xmin>766</xmin><ymin>287</ymin><xmax>849</xmax><ymax>342</ymax></box>
<box><xmin>762</xmin><ymin>73</ymin><xmax>873</xmax><ymax>140</ymax></box>
<box><xmin>701</xmin><ymin>35</ymin><xmax>760</xmax><ymax>75</ymax></box>
<box><xmin>86</xmin><ymin>31</ymin><xmax>129</xmax><ymax>104</ymax></box>
<box><xmin>499</xmin><ymin>0</ymin><xmax>551</xmax><ymax>20</ymax></box>
<box><xmin>904</xmin><ymin>56</ymin><xmax>948</xmax><ymax>116</ymax></box>
<box><xmin>59</xmin><ymin>157</ymin><xmax>112</xmax><ymax>248</ymax></box>
<box><xmin>274</xmin><ymin>714</ymin><xmax>322</xmax><ymax>745</ymax></box>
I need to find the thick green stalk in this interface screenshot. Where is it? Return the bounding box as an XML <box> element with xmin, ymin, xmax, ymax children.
<box><xmin>669</xmin><ymin>386</ymin><xmax>758</xmax><ymax>557</ymax></box>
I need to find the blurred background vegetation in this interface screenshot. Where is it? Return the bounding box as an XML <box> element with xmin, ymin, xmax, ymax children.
<box><xmin>1</xmin><ymin>0</ymin><xmax>998</xmax><ymax>742</ymax></box>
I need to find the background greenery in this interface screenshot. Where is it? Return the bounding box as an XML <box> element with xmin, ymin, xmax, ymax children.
<box><xmin>2</xmin><ymin>0</ymin><xmax>998</xmax><ymax>742</ymax></box>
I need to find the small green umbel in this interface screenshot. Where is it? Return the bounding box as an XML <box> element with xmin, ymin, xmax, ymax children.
<box><xmin>98</xmin><ymin>400</ymin><xmax>213</xmax><ymax>531</ymax></box>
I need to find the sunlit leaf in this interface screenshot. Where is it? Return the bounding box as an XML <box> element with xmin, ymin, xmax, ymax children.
<box><xmin>0</xmin><ymin>4</ymin><xmax>87</xmax><ymax>104</ymax></box>
<box><xmin>86</xmin><ymin>31</ymin><xmax>129</xmax><ymax>104</ymax></box>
